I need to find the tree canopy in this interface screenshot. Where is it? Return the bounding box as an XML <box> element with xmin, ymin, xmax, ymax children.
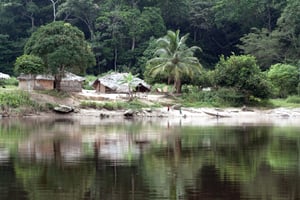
<box><xmin>0</xmin><ymin>0</ymin><xmax>299</xmax><ymax>99</ymax></box>
<box><xmin>145</xmin><ymin>30</ymin><xmax>202</xmax><ymax>93</ymax></box>
<box><xmin>214</xmin><ymin>55</ymin><xmax>271</xmax><ymax>102</ymax></box>
<box><xmin>24</xmin><ymin>21</ymin><xmax>95</xmax><ymax>90</ymax></box>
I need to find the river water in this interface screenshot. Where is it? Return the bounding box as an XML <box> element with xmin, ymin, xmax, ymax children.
<box><xmin>0</xmin><ymin>116</ymin><xmax>299</xmax><ymax>200</ymax></box>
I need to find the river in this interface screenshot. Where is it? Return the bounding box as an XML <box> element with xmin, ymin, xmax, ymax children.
<box><xmin>0</xmin><ymin>116</ymin><xmax>299</xmax><ymax>200</ymax></box>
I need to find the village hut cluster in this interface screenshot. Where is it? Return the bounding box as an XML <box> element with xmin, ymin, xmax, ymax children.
<box><xmin>16</xmin><ymin>72</ymin><xmax>151</xmax><ymax>94</ymax></box>
<box><xmin>17</xmin><ymin>72</ymin><xmax>85</xmax><ymax>92</ymax></box>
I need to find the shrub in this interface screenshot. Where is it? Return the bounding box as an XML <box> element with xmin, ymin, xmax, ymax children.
<box><xmin>286</xmin><ymin>96</ymin><xmax>300</xmax><ymax>104</ymax></box>
<box><xmin>14</xmin><ymin>54</ymin><xmax>44</xmax><ymax>75</ymax></box>
<box><xmin>214</xmin><ymin>55</ymin><xmax>271</xmax><ymax>102</ymax></box>
<box><xmin>3</xmin><ymin>77</ymin><xmax>18</xmax><ymax>86</ymax></box>
<box><xmin>83</xmin><ymin>75</ymin><xmax>97</xmax><ymax>90</ymax></box>
<box><xmin>0</xmin><ymin>90</ymin><xmax>34</xmax><ymax>108</ymax></box>
<box><xmin>80</xmin><ymin>100</ymin><xmax>156</xmax><ymax>110</ymax></box>
<box><xmin>267</xmin><ymin>63</ymin><xmax>299</xmax><ymax>98</ymax></box>
<box><xmin>181</xmin><ymin>86</ymin><xmax>245</xmax><ymax>107</ymax></box>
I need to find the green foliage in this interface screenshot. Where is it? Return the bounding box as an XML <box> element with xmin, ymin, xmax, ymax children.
<box><xmin>0</xmin><ymin>0</ymin><xmax>299</xmax><ymax>84</ymax></box>
<box><xmin>269</xmin><ymin>98</ymin><xmax>300</xmax><ymax>108</ymax></box>
<box><xmin>276</xmin><ymin>0</ymin><xmax>300</xmax><ymax>64</ymax></box>
<box><xmin>214</xmin><ymin>55</ymin><xmax>271</xmax><ymax>103</ymax></box>
<box><xmin>0</xmin><ymin>90</ymin><xmax>34</xmax><ymax>108</ymax></box>
<box><xmin>181</xmin><ymin>85</ymin><xmax>244</xmax><ymax>107</ymax></box>
<box><xmin>145</xmin><ymin>30</ymin><xmax>202</xmax><ymax>93</ymax></box>
<box><xmin>0</xmin><ymin>77</ymin><xmax>18</xmax><ymax>87</ymax></box>
<box><xmin>80</xmin><ymin>99</ymin><xmax>155</xmax><ymax>110</ymax></box>
<box><xmin>150</xmin><ymin>83</ymin><xmax>173</xmax><ymax>93</ymax></box>
<box><xmin>238</xmin><ymin>28</ymin><xmax>281</xmax><ymax>70</ymax></box>
<box><xmin>24</xmin><ymin>21</ymin><xmax>96</xmax><ymax>90</ymax></box>
<box><xmin>82</xmin><ymin>75</ymin><xmax>97</xmax><ymax>90</ymax></box>
<box><xmin>119</xmin><ymin>72</ymin><xmax>139</xmax><ymax>100</ymax></box>
<box><xmin>267</xmin><ymin>63</ymin><xmax>299</xmax><ymax>98</ymax></box>
<box><xmin>286</xmin><ymin>96</ymin><xmax>300</xmax><ymax>104</ymax></box>
<box><xmin>14</xmin><ymin>54</ymin><xmax>44</xmax><ymax>75</ymax></box>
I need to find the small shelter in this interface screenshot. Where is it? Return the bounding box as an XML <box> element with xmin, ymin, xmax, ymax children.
<box><xmin>92</xmin><ymin>72</ymin><xmax>151</xmax><ymax>93</ymax></box>
<box><xmin>0</xmin><ymin>72</ymin><xmax>10</xmax><ymax>80</ymax></box>
<box><xmin>60</xmin><ymin>72</ymin><xmax>86</xmax><ymax>92</ymax></box>
<box><xmin>18</xmin><ymin>72</ymin><xmax>85</xmax><ymax>92</ymax></box>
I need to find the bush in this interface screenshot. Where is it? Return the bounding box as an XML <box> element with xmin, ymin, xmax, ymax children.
<box><xmin>3</xmin><ymin>77</ymin><xmax>18</xmax><ymax>86</ymax></box>
<box><xmin>14</xmin><ymin>54</ymin><xmax>44</xmax><ymax>74</ymax></box>
<box><xmin>80</xmin><ymin>99</ymin><xmax>157</xmax><ymax>110</ymax></box>
<box><xmin>286</xmin><ymin>96</ymin><xmax>300</xmax><ymax>104</ymax></box>
<box><xmin>151</xmin><ymin>83</ymin><xmax>173</xmax><ymax>93</ymax></box>
<box><xmin>0</xmin><ymin>90</ymin><xmax>34</xmax><ymax>108</ymax></box>
<box><xmin>181</xmin><ymin>86</ymin><xmax>245</xmax><ymax>107</ymax></box>
<box><xmin>267</xmin><ymin>63</ymin><xmax>299</xmax><ymax>98</ymax></box>
<box><xmin>214</xmin><ymin>55</ymin><xmax>271</xmax><ymax>102</ymax></box>
<box><xmin>83</xmin><ymin>75</ymin><xmax>97</xmax><ymax>90</ymax></box>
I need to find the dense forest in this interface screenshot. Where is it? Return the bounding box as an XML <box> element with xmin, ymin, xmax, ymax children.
<box><xmin>1</xmin><ymin>0</ymin><xmax>300</xmax><ymax>101</ymax></box>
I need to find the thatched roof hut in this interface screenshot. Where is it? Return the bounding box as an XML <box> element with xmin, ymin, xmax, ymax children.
<box><xmin>18</xmin><ymin>72</ymin><xmax>85</xmax><ymax>92</ymax></box>
<box><xmin>0</xmin><ymin>72</ymin><xmax>10</xmax><ymax>79</ymax></box>
<box><xmin>92</xmin><ymin>72</ymin><xmax>151</xmax><ymax>93</ymax></box>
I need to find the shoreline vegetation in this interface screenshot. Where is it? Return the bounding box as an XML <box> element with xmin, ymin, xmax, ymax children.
<box><xmin>1</xmin><ymin>89</ymin><xmax>300</xmax><ymax>126</ymax></box>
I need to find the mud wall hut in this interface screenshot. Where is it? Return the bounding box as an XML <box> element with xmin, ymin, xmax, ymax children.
<box><xmin>18</xmin><ymin>72</ymin><xmax>85</xmax><ymax>92</ymax></box>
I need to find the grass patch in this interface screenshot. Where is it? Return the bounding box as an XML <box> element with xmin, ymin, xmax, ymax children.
<box><xmin>180</xmin><ymin>86</ymin><xmax>245</xmax><ymax>107</ymax></box>
<box><xmin>286</xmin><ymin>95</ymin><xmax>300</xmax><ymax>104</ymax></box>
<box><xmin>0</xmin><ymin>90</ymin><xmax>57</xmax><ymax>115</ymax></box>
<box><xmin>270</xmin><ymin>96</ymin><xmax>300</xmax><ymax>108</ymax></box>
<box><xmin>0</xmin><ymin>77</ymin><xmax>19</xmax><ymax>90</ymax></box>
<box><xmin>36</xmin><ymin>90</ymin><xmax>70</xmax><ymax>98</ymax></box>
<box><xmin>80</xmin><ymin>99</ymin><xmax>160</xmax><ymax>110</ymax></box>
<box><xmin>0</xmin><ymin>90</ymin><xmax>35</xmax><ymax>108</ymax></box>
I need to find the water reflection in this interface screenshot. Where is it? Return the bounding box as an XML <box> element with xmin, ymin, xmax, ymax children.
<box><xmin>0</xmin><ymin>117</ymin><xmax>299</xmax><ymax>200</ymax></box>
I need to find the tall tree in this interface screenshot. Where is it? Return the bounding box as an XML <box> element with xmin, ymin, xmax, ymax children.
<box><xmin>94</xmin><ymin>4</ymin><xmax>126</xmax><ymax>72</ymax></box>
<box><xmin>57</xmin><ymin>0</ymin><xmax>99</xmax><ymax>39</ymax></box>
<box><xmin>24</xmin><ymin>21</ymin><xmax>95</xmax><ymax>90</ymax></box>
<box><xmin>49</xmin><ymin>0</ymin><xmax>59</xmax><ymax>21</ymax></box>
<box><xmin>238</xmin><ymin>28</ymin><xmax>282</xmax><ymax>70</ymax></box>
<box><xmin>276</xmin><ymin>0</ymin><xmax>300</xmax><ymax>64</ymax></box>
<box><xmin>146</xmin><ymin>30</ymin><xmax>202</xmax><ymax>93</ymax></box>
<box><xmin>157</xmin><ymin>0</ymin><xmax>190</xmax><ymax>29</ymax></box>
<box><xmin>189</xmin><ymin>0</ymin><xmax>214</xmax><ymax>42</ymax></box>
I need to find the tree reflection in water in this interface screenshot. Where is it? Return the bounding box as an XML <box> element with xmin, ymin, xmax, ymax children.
<box><xmin>0</xmin><ymin>118</ymin><xmax>300</xmax><ymax>200</ymax></box>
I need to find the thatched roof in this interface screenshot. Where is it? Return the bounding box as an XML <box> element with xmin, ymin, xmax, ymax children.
<box><xmin>0</xmin><ymin>72</ymin><xmax>10</xmax><ymax>79</ymax></box>
<box><xmin>18</xmin><ymin>72</ymin><xmax>85</xmax><ymax>81</ymax></box>
<box><xmin>93</xmin><ymin>72</ymin><xmax>151</xmax><ymax>93</ymax></box>
<box><xmin>62</xmin><ymin>72</ymin><xmax>85</xmax><ymax>82</ymax></box>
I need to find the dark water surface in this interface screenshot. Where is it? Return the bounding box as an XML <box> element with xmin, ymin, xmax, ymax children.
<box><xmin>0</xmin><ymin>117</ymin><xmax>300</xmax><ymax>200</ymax></box>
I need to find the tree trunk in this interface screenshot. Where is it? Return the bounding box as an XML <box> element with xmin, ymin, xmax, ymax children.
<box><xmin>131</xmin><ymin>37</ymin><xmax>135</xmax><ymax>50</ymax></box>
<box><xmin>54</xmin><ymin>74</ymin><xmax>62</xmax><ymax>91</ymax></box>
<box><xmin>174</xmin><ymin>79</ymin><xmax>182</xmax><ymax>93</ymax></box>
<box><xmin>50</xmin><ymin>0</ymin><xmax>57</xmax><ymax>22</ymax></box>
<box><xmin>114</xmin><ymin>47</ymin><xmax>118</xmax><ymax>72</ymax></box>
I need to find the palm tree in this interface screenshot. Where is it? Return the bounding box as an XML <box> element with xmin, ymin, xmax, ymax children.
<box><xmin>146</xmin><ymin>30</ymin><xmax>202</xmax><ymax>93</ymax></box>
<box><xmin>119</xmin><ymin>72</ymin><xmax>138</xmax><ymax>101</ymax></box>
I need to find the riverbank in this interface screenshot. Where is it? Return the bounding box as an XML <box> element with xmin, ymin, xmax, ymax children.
<box><xmin>1</xmin><ymin>90</ymin><xmax>300</xmax><ymax>126</ymax></box>
<box><xmin>26</xmin><ymin>106</ymin><xmax>300</xmax><ymax>127</ymax></box>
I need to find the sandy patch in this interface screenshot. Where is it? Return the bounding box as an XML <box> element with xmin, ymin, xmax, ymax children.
<box><xmin>27</xmin><ymin>90</ymin><xmax>300</xmax><ymax>126</ymax></box>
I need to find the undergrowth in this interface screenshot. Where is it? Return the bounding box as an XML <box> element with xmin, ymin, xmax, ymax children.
<box><xmin>80</xmin><ymin>99</ymin><xmax>160</xmax><ymax>110</ymax></box>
